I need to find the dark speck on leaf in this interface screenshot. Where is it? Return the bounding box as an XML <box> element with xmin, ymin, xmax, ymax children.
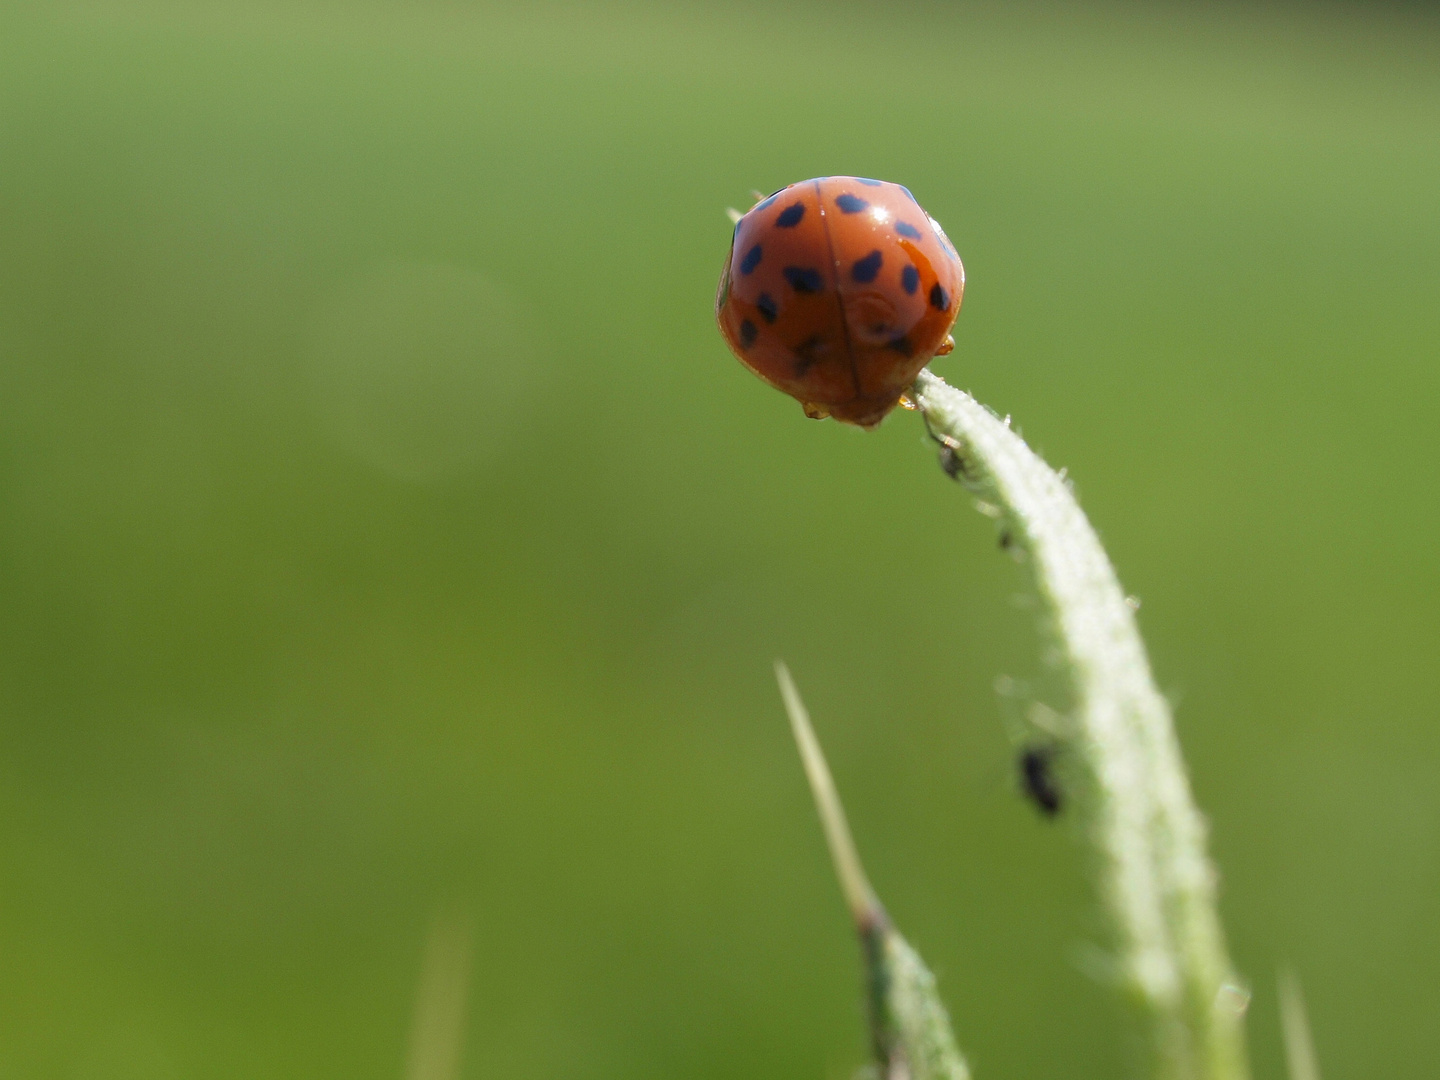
<box><xmin>1020</xmin><ymin>746</ymin><xmax>1062</xmax><ymax>816</ymax></box>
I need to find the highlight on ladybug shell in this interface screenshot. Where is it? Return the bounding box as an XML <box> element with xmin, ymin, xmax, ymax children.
<box><xmin>716</xmin><ymin>177</ymin><xmax>964</xmax><ymax>428</ymax></box>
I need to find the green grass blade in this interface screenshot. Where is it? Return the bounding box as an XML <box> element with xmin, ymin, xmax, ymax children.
<box><xmin>775</xmin><ymin>661</ymin><xmax>880</xmax><ymax>929</ymax></box>
<box><xmin>1279</xmin><ymin>969</ymin><xmax>1321</xmax><ymax>1080</ymax></box>
<box><xmin>911</xmin><ymin>369</ymin><xmax>1249</xmax><ymax>1080</ymax></box>
<box><xmin>776</xmin><ymin>663</ymin><xmax>971</xmax><ymax>1080</ymax></box>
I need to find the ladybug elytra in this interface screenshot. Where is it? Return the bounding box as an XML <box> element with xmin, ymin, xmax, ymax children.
<box><xmin>716</xmin><ymin>177</ymin><xmax>964</xmax><ymax>428</ymax></box>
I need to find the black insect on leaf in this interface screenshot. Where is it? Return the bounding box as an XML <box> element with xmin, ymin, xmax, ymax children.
<box><xmin>1019</xmin><ymin>746</ymin><xmax>1062</xmax><ymax>817</ymax></box>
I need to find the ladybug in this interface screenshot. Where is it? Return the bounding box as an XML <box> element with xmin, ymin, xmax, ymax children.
<box><xmin>716</xmin><ymin>177</ymin><xmax>964</xmax><ymax>428</ymax></box>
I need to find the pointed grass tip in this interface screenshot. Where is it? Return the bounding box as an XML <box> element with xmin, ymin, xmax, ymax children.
<box><xmin>1279</xmin><ymin>968</ymin><xmax>1321</xmax><ymax>1080</ymax></box>
<box><xmin>774</xmin><ymin>661</ymin><xmax>882</xmax><ymax>930</ymax></box>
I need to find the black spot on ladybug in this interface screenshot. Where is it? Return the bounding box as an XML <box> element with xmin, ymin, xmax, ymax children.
<box><xmin>793</xmin><ymin>335</ymin><xmax>825</xmax><ymax>374</ymax></box>
<box><xmin>756</xmin><ymin>292</ymin><xmax>778</xmax><ymax>324</ymax></box>
<box><xmin>886</xmin><ymin>335</ymin><xmax>913</xmax><ymax>358</ymax></box>
<box><xmin>1020</xmin><ymin>746</ymin><xmax>1062</xmax><ymax>817</ymax></box>
<box><xmin>851</xmin><ymin>250</ymin><xmax>883</xmax><ymax>283</ymax></box>
<box><xmin>895</xmin><ymin>221</ymin><xmax>923</xmax><ymax>240</ymax></box>
<box><xmin>740</xmin><ymin>244</ymin><xmax>763</xmax><ymax>275</ymax></box>
<box><xmin>776</xmin><ymin>203</ymin><xmax>806</xmax><ymax>227</ymax></box>
<box><xmin>835</xmin><ymin>193</ymin><xmax>869</xmax><ymax>214</ymax></box>
<box><xmin>930</xmin><ymin>283</ymin><xmax>950</xmax><ymax>310</ymax></box>
<box><xmin>856</xmin><ymin>177</ymin><xmax>883</xmax><ymax>186</ymax></box>
<box><xmin>739</xmin><ymin>319</ymin><xmax>757</xmax><ymax>347</ymax></box>
<box><xmin>783</xmin><ymin>266</ymin><xmax>823</xmax><ymax>294</ymax></box>
<box><xmin>901</xmin><ymin>265</ymin><xmax>919</xmax><ymax>294</ymax></box>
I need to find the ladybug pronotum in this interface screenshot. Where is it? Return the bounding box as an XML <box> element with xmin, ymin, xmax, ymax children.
<box><xmin>716</xmin><ymin>176</ymin><xmax>965</xmax><ymax>428</ymax></box>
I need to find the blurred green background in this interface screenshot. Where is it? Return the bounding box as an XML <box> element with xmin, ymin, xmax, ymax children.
<box><xmin>1</xmin><ymin>1</ymin><xmax>1437</xmax><ymax>1077</ymax></box>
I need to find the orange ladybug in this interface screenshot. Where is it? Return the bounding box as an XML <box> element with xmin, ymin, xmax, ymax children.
<box><xmin>716</xmin><ymin>177</ymin><xmax>964</xmax><ymax>428</ymax></box>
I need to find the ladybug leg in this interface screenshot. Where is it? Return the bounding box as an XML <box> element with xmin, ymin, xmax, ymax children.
<box><xmin>727</xmin><ymin>188</ymin><xmax>774</xmax><ymax>224</ymax></box>
<box><xmin>728</xmin><ymin>188</ymin><xmax>779</xmax><ymax>224</ymax></box>
<box><xmin>800</xmin><ymin>402</ymin><xmax>831</xmax><ymax>421</ymax></box>
<box><xmin>935</xmin><ymin>334</ymin><xmax>955</xmax><ymax>356</ymax></box>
